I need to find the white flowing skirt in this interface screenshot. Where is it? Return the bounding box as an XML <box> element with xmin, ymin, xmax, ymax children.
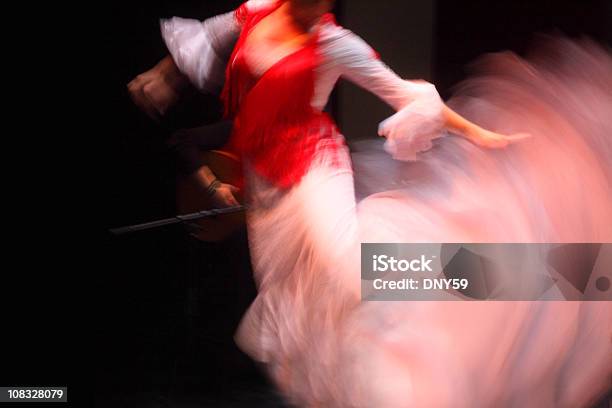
<box><xmin>234</xmin><ymin>37</ymin><xmax>612</xmax><ymax>407</ymax></box>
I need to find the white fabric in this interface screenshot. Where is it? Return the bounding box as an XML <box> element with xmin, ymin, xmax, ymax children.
<box><xmin>160</xmin><ymin>0</ymin><xmax>276</xmax><ymax>93</ymax></box>
<box><xmin>315</xmin><ymin>24</ymin><xmax>446</xmax><ymax>162</ymax></box>
<box><xmin>160</xmin><ymin>12</ymin><xmax>238</xmax><ymax>94</ymax></box>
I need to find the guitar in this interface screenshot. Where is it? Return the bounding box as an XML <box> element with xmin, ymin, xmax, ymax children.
<box><xmin>176</xmin><ymin>150</ymin><xmax>246</xmax><ymax>242</ymax></box>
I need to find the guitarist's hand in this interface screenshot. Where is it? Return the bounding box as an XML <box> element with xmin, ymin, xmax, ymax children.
<box><xmin>127</xmin><ymin>56</ymin><xmax>188</xmax><ymax>121</ymax></box>
<box><xmin>211</xmin><ymin>183</ymin><xmax>241</xmax><ymax>208</ymax></box>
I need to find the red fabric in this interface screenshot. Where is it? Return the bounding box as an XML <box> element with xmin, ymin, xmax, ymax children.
<box><xmin>234</xmin><ymin>2</ymin><xmax>250</xmax><ymax>25</ymax></box>
<box><xmin>221</xmin><ymin>4</ymin><xmax>346</xmax><ymax>189</ymax></box>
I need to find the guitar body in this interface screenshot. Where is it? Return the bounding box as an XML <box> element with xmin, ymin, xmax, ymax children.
<box><xmin>176</xmin><ymin>150</ymin><xmax>246</xmax><ymax>242</ymax></box>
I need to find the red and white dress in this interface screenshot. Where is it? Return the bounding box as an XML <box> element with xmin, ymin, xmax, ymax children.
<box><xmin>162</xmin><ymin>2</ymin><xmax>612</xmax><ymax>406</ymax></box>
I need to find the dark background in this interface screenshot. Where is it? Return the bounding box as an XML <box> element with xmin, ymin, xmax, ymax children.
<box><xmin>95</xmin><ymin>1</ymin><xmax>612</xmax><ymax>407</ymax></box>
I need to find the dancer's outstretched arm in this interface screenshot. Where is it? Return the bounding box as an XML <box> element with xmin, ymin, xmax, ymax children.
<box><xmin>324</xmin><ymin>26</ymin><xmax>529</xmax><ymax>157</ymax></box>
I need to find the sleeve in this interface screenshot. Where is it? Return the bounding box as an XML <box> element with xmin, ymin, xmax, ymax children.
<box><xmin>321</xmin><ymin>27</ymin><xmax>446</xmax><ymax>161</ymax></box>
<box><xmin>160</xmin><ymin>11</ymin><xmax>240</xmax><ymax>94</ymax></box>
<box><xmin>160</xmin><ymin>1</ymin><xmax>276</xmax><ymax>94</ymax></box>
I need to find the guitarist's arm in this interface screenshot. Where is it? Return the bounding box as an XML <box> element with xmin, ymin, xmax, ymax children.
<box><xmin>193</xmin><ymin>166</ymin><xmax>241</xmax><ymax>208</ymax></box>
<box><xmin>128</xmin><ymin>55</ymin><xmax>239</xmax><ymax>208</ymax></box>
<box><xmin>128</xmin><ymin>10</ymin><xmax>241</xmax><ymax>207</ymax></box>
<box><xmin>169</xmin><ymin>121</ymin><xmax>239</xmax><ymax>208</ymax></box>
<box><xmin>127</xmin><ymin>56</ymin><xmax>189</xmax><ymax>121</ymax></box>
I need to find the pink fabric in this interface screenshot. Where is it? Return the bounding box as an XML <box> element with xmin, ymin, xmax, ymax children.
<box><xmin>236</xmin><ymin>37</ymin><xmax>612</xmax><ymax>407</ymax></box>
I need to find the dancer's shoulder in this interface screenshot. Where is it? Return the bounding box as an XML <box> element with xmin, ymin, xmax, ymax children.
<box><xmin>318</xmin><ymin>18</ymin><xmax>350</xmax><ymax>43</ymax></box>
<box><xmin>318</xmin><ymin>19</ymin><xmax>380</xmax><ymax>61</ymax></box>
<box><xmin>243</xmin><ymin>0</ymin><xmax>277</xmax><ymax>12</ymax></box>
<box><xmin>235</xmin><ymin>0</ymin><xmax>278</xmax><ymax>24</ymax></box>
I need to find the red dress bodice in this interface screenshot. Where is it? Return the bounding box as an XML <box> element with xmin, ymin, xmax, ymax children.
<box><xmin>221</xmin><ymin>3</ymin><xmax>346</xmax><ymax>189</ymax></box>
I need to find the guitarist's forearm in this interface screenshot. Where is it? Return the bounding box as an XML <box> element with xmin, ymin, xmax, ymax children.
<box><xmin>156</xmin><ymin>55</ymin><xmax>191</xmax><ymax>93</ymax></box>
<box><xmin>192</xmin><ymin>166</ymin><xmax>218</xmax><ymax>189</ymax></box>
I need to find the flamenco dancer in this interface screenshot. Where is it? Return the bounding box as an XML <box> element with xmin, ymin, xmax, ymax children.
<box><xmin>129</xmin><ymin>0</ymin><xmax>612</xmax><ymax>406</ymax></box>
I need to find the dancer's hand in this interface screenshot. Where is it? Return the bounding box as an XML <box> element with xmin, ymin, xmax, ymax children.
<box><xmin>442</xmin><ymin>105</ymin><xmax>531</xmax><ymax>149</ymax></box>
<box><xmin>465</xmin><ymin>127</ymin><xmax>532</xmax><ymax>149</ymax></box>
<box><xmin>127</xmin><ymin>56</ymin><xmax>187</xmax><ymax>121</ymax></box>
<box><xmin>211</xmin><ymin>183</ymin><xmax>241</xmax><ymax>208</ymax></box>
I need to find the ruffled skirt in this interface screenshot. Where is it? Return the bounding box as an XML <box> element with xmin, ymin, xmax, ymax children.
<box><xmin>234</xmin><ymin>37</ymin><xmax>612</xmax><ymax>407</ymax></box>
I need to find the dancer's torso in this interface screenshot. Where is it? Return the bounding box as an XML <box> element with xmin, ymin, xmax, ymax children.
<box><xmin>222</xmin><ymin>2</ymin><xmax>348</xmax><ymax>189</ymax></box>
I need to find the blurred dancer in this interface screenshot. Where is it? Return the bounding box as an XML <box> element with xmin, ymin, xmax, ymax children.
<box><xmin>128</xmin><ymin>0</ymin><xmax>518</xmax><ymax>206</ymax></box>
<box><xmin>130</xmin><ymin>0</ymin><xmax>612</xmax><ymax>406</ymax></box>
